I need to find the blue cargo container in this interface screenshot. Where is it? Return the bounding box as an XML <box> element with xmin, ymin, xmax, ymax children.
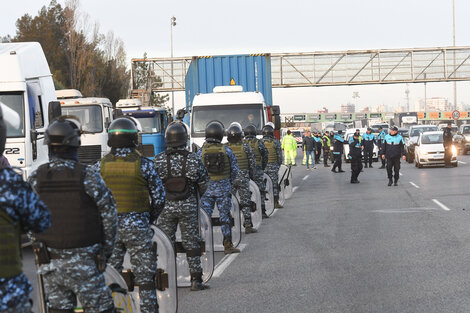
<box><xmin>185</xmin><ymin>54</ymin><xmax>273</xmax><ymax>111</ymax></box>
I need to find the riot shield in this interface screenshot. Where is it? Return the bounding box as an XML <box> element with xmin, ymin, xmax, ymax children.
<box><xmin>103</xmin><ymin>265</ymin><xmax>140</xmax><ymax>313</ymax></box>
<box><xmin>238</xmin><ymin>180</ymin><xmax>262</xmax><ymax>232</ymax></box>
<box><xmin>175</xmin><ymin>209</ymin><xmax>214</xmax><ymax>287</ymax></box>
<box><xmin>264</xmin><ymin>174</ymin><xmax>275</xmax><ymax>216</ymax></box>
<box><xmin>279</xmin><ymin>165</ymin><xmax>293</xmax><ymax>200</ymax></box>
<box><xmin>122</xmin><ymin>226</ymin><xmax>178</xmax><ymax>313</ymax></box>
<box><xmin>212</xmin><ymin>195</ymin><xmax>241</xmax><ymax>251</ymax></box>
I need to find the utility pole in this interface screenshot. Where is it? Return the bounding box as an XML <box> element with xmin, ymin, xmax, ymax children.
<box><xmin>405</xmin><ymin>84</ymin><xmax>410</xmax><ymax>112</ymax></box>
<box><xmin>424</xmin><ymin>73</ymin><xmax>427</xmax><ymax>112</ymax></box>
<box><xmin>452</xmin><ymin>0</ymin><xmax>457</xmax><ymax>110</ymax></box>
<box><xmin>170</xmin><ymin>16</ymin><xmax>176</xmax><ymax>117</ymax></box>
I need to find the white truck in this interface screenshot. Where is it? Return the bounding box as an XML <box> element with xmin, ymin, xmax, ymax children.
<box><xmin>57</xmin><ymin>89</ymin><xmax>113</xmax><ymax>164</ymax></box>
<box><xmin>1</xmin><ymin>42</ymin><xmax>61</xmax><ymax>178</ymax></box>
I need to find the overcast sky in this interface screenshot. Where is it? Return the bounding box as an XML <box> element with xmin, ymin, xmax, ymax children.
<box><xmin>2</xmin><ymin>0</ymin><xmax>470</xmax><ymax>113</ymax></box>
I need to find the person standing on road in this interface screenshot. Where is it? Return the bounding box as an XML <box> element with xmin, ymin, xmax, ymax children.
<box><xmin>198</xmin><ymin>121</ymin><xmax>240</xmax><ymax>254</ymax></box>
<box><xmin>322</xmin><ymin>131</ymin><xmax>331</xmax><ymax>167</ymax></box>
<box><xmin>302</xmin><ymin>130</ymin><xmax>316</xmax><ymax>170</ymax></box>
<box><xmin>349</xmin><ymin>132</ymin><xmax>363</xmax><ymax>183</ymax></box>
<box><xmin>154</xmin><ymin>121</ymin><xmax>210</xmax><ymax>291</ymax></box>
<box><xmin>443</xmin><ymin>123</ymin><xmax>454</xmax><ymax>168</ymax></box>
<box><xmin>332</xmin><ymin>130</ymin><xmax>345</xmax><ymax>173</ymax></box>
<box><xmin>382</xmin><ymin>126</ymin><xmax>406</xmax><ymax>186</ymax></box>
<box><xmin>362</xmin><ymin>128</ymin><xmax>376</xmax><ymax>168</ymax></box>
<box><xmin>262</xmin><ymin>123</ymin><xmax>284</xmax><ymax>209</ymax></box>
<box><xmin>282</xmin><ymin>130</ymin><xmax>297</xmax><ymax>166</ymax></box>
<box><xmin>226</xmin><ymin>123</ymin><xmax>258</xmax><ymax>232</ymax></box>
<box><xmin>244</xmin><ymin>124</ymin><xmax>270</xmax><ymax>219</ymax></box>
<box><xmin>29</xmin><ymin>117</ymin><xmax>117</xmax><ymax>313</ymax></box>
<box><xmin>0</xmin><ymin>104</ymin><xmax>51</xmax><ymax>313</ymax></box>
<box><xmin>314</xmin><ymin>132</ymin><xmax>322</xmax><ymax>164</ymax></box>
<box><xmin>377</xmin><ymin>126</ymin><xmax>387</xmax><ymax>169</ymax></box>
<box><xmin>98</xmin><ymin>117</ymin><xmax>165</xmax><ymax>313</ymax></box>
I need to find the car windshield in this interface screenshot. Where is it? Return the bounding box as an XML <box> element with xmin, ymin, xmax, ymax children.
<box><xmin>398</xmin><ymin>130</ymin><xmax>409</xmax><ymax>136</ymax></box>
<box><xmin>462</xmin><ymin>126</ymin><xmax>470</xmax><ymax>134</ymax></box>
<box><xmin>191</xmin><ymin>104</ymin><xmax>264</xmax><ymax>134</ymax></box>
<box><xmin>410</xmin><ymin>126</ymin><xmax>438</xmax><ymax>137</ymax></box>
<box><xmin>292</xmin><ymin>131</ymin><xmax>302</xmax><ymax>138</ymax></box>
<box><xmin>0</xmin><ymin>92</ymin><xmax>25</xmax><ymax>137</ymax></box>
<box><xmin>61</xmin><ymin>105</ymin><xmax>103</xmax><ymax>133</ymax></box>
<box><xmin>135</xmin><ymin>116</ymin><xmax>162</xmax><ymax>133</ymax></box>
<box><xmin>421</xmin><ymin>133</ymin><xmax>443</xmax><ymax>144</ymax></box>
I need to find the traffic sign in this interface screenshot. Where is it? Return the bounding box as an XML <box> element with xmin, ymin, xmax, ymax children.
<box><xmin>452</xmin><ymin>110</ymin><xmax>460</xmax><ymax>120</ymax></box>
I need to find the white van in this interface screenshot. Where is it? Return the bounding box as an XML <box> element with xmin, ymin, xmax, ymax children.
<box><xmin>1</xmin><ymin>42</ymin><xmax>61</xmax><ymax>178</ymax></box>
<box><xmin>58</xmin><ymin>89</ymin><xmax>113</xmax><ymax>164</ymax></box>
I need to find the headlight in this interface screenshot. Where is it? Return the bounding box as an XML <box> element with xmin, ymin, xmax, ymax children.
<box><xmin>452</xmin><ymin>145</ymin><xmax>457</xmax><ymax>155</ymax></box>
<box><xmin>330</xmin><ymin>146</ymin><xmax>334</xmax><ymax>151</ymax></box>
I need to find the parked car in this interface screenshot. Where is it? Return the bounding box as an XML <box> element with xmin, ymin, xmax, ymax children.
<box><xmin>414</xmin><ymin>131</ymin><xmax>457</xmax><ymax>168</ymax></box>
<box><xmin>452</xmin><ymin>124</ymin><xmax>470</xmax><ymax>155</ymax></box>
<box><xmin>405</xmin><ymin>125</ymin><xmax>439</xmax><ymax>163</ymax></box>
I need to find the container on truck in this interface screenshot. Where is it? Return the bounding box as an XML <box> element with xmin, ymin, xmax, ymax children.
<box><xmin>57</xmin><ymin>89</ymin><xmax>113</xmax><ymax>164</ymax></box>
<box><xmin>1</xmin><ymin>42</ymin><xmax>61</xmax><ymax>178</ymax></box>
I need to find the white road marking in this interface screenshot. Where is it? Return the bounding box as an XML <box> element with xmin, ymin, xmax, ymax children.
<box><xmin>409</xmin><ymin>182</ymin><xmax>420</xmax><ymax>189</ymax></box>
<box><xmin>399</xmin><ymin>172</ymin><xmax>403</xmax><ymax>176</ymax></box>
<box><xmin>458</xmin><ymin>161</ymin><xmax>467</xmax><ymax>164</ymax></box>
<box><xmin>432</xmin><ymin>199</ymin><xmax>451</xmax><ymax>211</ymax></box>
<box><xmin>213</xmin><ymin>244</ymin><xmax>247</xmax><ymax>278</ymax></box>
<box><xmin>302</xmin><ymin>175</ymin><xmax>309</xmax><ymax>181</ymax></box>
<box><xmin>292</xmin><ymin>186</ymin><xmax>299</xmax><ymax>193</ymax></box>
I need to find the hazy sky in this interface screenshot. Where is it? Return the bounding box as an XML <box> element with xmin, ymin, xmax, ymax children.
<box><xmin>2</xmin><ymin>0</ymin><xmax>470</xmax><ymax>113</ymax></box>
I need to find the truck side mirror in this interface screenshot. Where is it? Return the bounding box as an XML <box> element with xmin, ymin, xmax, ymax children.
<box><xmin>271</xmin><ymin>105</ymin><xmax>281</xmax><ymax>130</ymax></box>
<box><xmin>113</xmin><ymin>109</ymin><xmax>123</xmax><ymax>119</ymax></box>
<box><xmin>48</xmin><ymin>101</ymin><xmax>62</xmax><ymax>122</ymax></box>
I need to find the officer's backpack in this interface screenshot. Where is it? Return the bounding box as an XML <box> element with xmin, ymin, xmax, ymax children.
<box><xmin>164</xmin><ymin>150</ymin><xmax>192</xmax><ymax>201</ymax></box>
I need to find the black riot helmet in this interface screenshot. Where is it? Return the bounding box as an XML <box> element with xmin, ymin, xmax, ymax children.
<box><xmin>227</xmin><ymin>123</ymin><xmax>243</xmax><ymax>143</ymax></box>
<box><xmin>107</xmin><ymin>117</ymin><xmax>139</xmax><ymax>148</ymax></box>
<box><xmin>244</xmin><ymin>124</ymin><xmax>257</xmax><ymax>138</ymax></box>
<box><xmin>44</xmin><ymin>117</ymin><xmax>81</xmax><ymax>148</ymax></box>
<box><xmin>165</xmin><ymin>121</ymin><xmax>188</xmax><ymax>148</ymax></box>
<box><xmin>262</xmin><ymin>124</ymin><xmax>274</xmax><ymax>138</ymax></box>
<box><xmin>0</xmin><ymin>105</ymin><xmax>5</xmax><ymax>156</ymax></box>
<box><xmin>205</xmin><ymin>120</ymin><xmax>225</xmax><ymax>143</ymax></box>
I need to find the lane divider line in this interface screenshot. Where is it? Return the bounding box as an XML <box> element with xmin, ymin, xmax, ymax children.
<box><xmin>432</xmin><ymin>199</ymin><xmax>450</xmax><ymax>211</ymax></box>
<box><xmin>213</xmin><ymin>244</ymin><xmax>247</xmax><ymax>278</ymax></box>
<box><xmin>458</xmin><ymin>161</ymin><xmax>467</xmax><ymax>164</ymax></box>
<box><xmin>302</xmin><ymin>175</ymin><xmax>309</xmax><ymax>181</ymax></box>
<box><xmin>409</xmin><ymin>182</ymin><xmax>420</xmax><ymax>189</ymax></box>
<box><xmin>399</xmin><ymin>172</ymin><xmax>403</xmax><ymax>176</ymax></box>
<box><xmin>292</xmin><ymin>186</ymin><xmax>299</xmax><ymax>193</ymax></box>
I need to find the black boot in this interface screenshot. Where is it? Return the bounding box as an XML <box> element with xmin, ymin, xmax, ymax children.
<box><xmin>262</xmin><ymin>205</ymin><xmax>269</xmax><ymax>219</ymax></box>
<box><xmin>244</xmin><ymin>220</ymin><xmax>258</xmax><ymax>233</ymax></box>
<box><xmin>274</xmin><ymin>196</ymin><xmax>283</xmax><ymax>208</ymax></box>
<box><xmin>190</xmin><ymin>272</ymin><xmax>210</xmax><ymax>291</ymax></box>
<box><xmin>364</xmin><ymin>164</ymin><xmax>368</xmax><ymax>168</ymax></box>
<box><xmin>369</xmin><ymin>164</ymin><xmax>373</xmax><ymax>168</ymax></box>
<box><xmin>379</xmin><ymin>165</ymin><xmax>385</xmax><ymax>169</ymax></box>
<box><xmin>338</xmin><ymin>169</ymin><xmax>345</xmax><ymax>173</ymax></box>
<box><xmin>331</xmin><ymin>168</ymin><xmax>337</xmax><ymax>173</ymax></box>
<box><xmin>388</xmin><ymin>178</ymin><xmax>393</xmax><ymax>186</ymax></box>
<box><xmin>223</xmin><ymin>238</ymin><xmax>240</xmax><ymax>254</ymax></box>
<box><xmin>394</xmin><ymin>178</ymin><xmax>398</xmax><ymax>186</ymax></box>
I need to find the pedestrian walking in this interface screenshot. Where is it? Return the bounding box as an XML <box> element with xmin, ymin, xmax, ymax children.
<box><xmin>382</xmin><ymin>126</ymin><xmax>406</xmax><ymax>186</ymax></box>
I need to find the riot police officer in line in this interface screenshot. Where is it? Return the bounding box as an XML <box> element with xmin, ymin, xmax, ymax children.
<box><xmin>29</xmin><ymin>117</ymin><xmax>117</xmax><ymax>313</ymax></box>
<box><xmin>261</xmin><ymin>123</ymin><xmax>284</xmax><ymax>209</ymax></box>
<box><xmin>0</xmin><ymin>104</ymin><xmax>51</xmax><ymax>313</ymax></box>
<box><xmin>331</xmin><ymin>130</ymin><xmax>345</xmax><ymax>173</ymax></box>
<box><xmin>349</xmin><ymin>132</ymin><xmax>363</xmax><ymax>184</ymax></box>
<box><xmin>362</xmin><ymin>128</ymin><xmax>376</xmax><ymax>168</ymax></box>
<box><xmin>154</xmin><ymin>121</ymin><xmax>209</xmax><ymax>291</ymax></box>
<box><xmin>244</xmin><ymin>125</ymin><xmax>270</xmax><ymax>218</ymax></box>
<box><xmin>226</xmin><ymin>123</ymin><xmax>258</xmax><ymax>233</ymax></box>
<box><xmin>377</xmin><ymin>126</ymin><xmax>387</xmax><ymax>169</ymax></box>
<box><xmin>382</xmin><ymin>126</ymin><xmax>406</xmax><ymax>186</ymax></box>
<box><xmin>96</xmin><ymin>118</ymin><xmax>166</xmax><ymax>313</ymax></box>
<box><xmin>198</xmin><ymin>121</ymin><xmax>240</xmax><ymax>254</ymax></box>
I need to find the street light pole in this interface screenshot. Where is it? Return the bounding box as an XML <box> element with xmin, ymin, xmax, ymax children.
<box><xmin>452</xmin><ymin>0</ymin><xmax>457</xmax><ymax>110</ymax></box>
<box><xmin>170</xmin><ymin>16</ymin><xmax>176</xmax><ymax>117</ymax></box>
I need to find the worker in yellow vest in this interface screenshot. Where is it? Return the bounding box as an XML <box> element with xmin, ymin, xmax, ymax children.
<box><xmin>282</xmin><ymin>130</ymin><xmax>297</xmax><ymax>166</ymax></box>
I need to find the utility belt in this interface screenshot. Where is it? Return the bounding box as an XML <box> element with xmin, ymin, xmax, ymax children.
<box><xmin>33</xmin><ymin>241</ymin><xmax>107</xmax><ymax>272</ymax></box>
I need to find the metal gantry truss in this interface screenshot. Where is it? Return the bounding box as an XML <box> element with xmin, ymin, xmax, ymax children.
<box><xmin>131</xmin><ymin>46</ymin><xmax>470</xmax><ymax>94</ymax></box>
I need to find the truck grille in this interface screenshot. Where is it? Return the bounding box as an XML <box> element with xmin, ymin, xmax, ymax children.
<box><xmin>78</xmin><ymin>145</ymin><xmax>102</xmax><ymax>164</ymax></box>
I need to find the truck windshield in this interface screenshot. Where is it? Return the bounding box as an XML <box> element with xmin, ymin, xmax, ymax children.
<box><xmin>61</xmin><ymin>105</ymin><xmax>103</xmax><ymax>133</ymax></box>
<box><xmin>136</xmin><ymin>116</ymin><xmax>162</xmax><ymax>133</ymax></box>
<box><xmin>192</xmin><ymin>104</ymin><xmax>264</xmax><ymax>135</ymax></box>
<box><xmin>0</xmin><ymin>92</ymin><xmax>25</xmax><ymax>137</ymax></box>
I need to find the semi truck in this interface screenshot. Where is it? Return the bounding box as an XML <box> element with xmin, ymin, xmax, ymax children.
<box><xmin>184</xmin><ymin>54</ymin><xmax>281</xmax><ymax>149</ymax></box>
<box><xmin>57</xmin><ymin>89</ymin><xmax>114</xmax><ymax>164</ymax></box>
<box><xmin>1</xmin><ymin>42</ymin><xmax>61</xmax><ymax>178</ymax></box>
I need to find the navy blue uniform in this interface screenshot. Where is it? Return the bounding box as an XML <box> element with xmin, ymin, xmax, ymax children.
<box><xmin>377</xmin><ymin>130</ymin><xmax>387</xmax><ymax>167</ymax></box>
<box><xmin>349</xmin><ymin>138</ymin><xmax>363</xmax><ymax>183</ymax></box>
<box><xmin>362</xmin><ymin>132</ymin><xmax>376</xmax><ymax>167</ymax></box>
<box><xmin>382</xmin><ymin>134</ymin><xmax>406</xmax><ymax>182</ymax></box>
<box><xmin>332</xmin><ymin>134</ymin><xmax>344</xmax><ymax>172</ymax></box>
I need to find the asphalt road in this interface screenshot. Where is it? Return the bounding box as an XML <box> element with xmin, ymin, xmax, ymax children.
<box><xmin>24</xmin><ymin>153</ymin><xmax>470</xmax><ymax>313</ymax></box>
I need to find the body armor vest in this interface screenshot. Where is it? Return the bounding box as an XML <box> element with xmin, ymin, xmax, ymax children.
<box><xmin>226</xmin><ymin>142</ymin><xmax>249</xmax><ymax>171</ymax></box>
<box><xmin>101</xmin><ymin>151</ymin><xmax>150</xmax><ymax>213</ymax></box>
<box><xmin>163</xmin><ymin>150</ymin><xmax>192</xmax><ymax>201</ymax></box>
<box><xmin>246</xmin><ymin>138</ymin><xmax>262</xmax><ymax>165</ymax></box>
<box><xmin>0</xmin><ymin>209</ymin><xmax>22</xmax><ymax>278</ymax></box>
<box><xmin>263</xmin><ymin>139</ymin><xmax>278</xmax><ymax>163</ymax></box>
<box><xmin>201</xmin><ymin>143</ymin><xmax>230</xmax><ymax>181</ymax></box>
<box><xmin>35</xmin><ymin>163</ymin><xmax>102</xmax><ymax>249</ymax></box>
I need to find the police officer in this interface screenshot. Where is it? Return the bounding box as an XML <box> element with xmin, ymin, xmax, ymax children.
<box><xmin>377</xmin><ymin>126</ymin><xmax>387</xmax><ymax>169</ymax></box>
<box><xmin>29</xmin><ymin>117</ymin><xmax>117</xmax><ymax>313</ymax></box>
<box><xmin>382</xmin><ymin>126</ymin><xmax>406</xmax><ymax>186</ymax></box>
<box><xmin>362</xmin><ymin>128</ymin><xmax>376</xmax><ymax>168</ymax></box>
<box><xmin>198</xmin><ymin>121</ymin><xmax>240</xmax><ymax>254</ymax></box>
<box><xmin>349</xmin><ymin>132</ymin><xmax>363</xmax><ymax>183</ymax></box>
<box><xmin>0</xmin><ymin>104</ymin><xmax>51</xmax><ymax>313</ymax></box>
<box><xmin>331</xmin><ymin>130</ymin><xmax>345</xmax><ymax>173</ymax></box>
<box><xmin>322</xmin><ymin>131</ymin><xmax>331</xmax><ymax>167</ymax></box>
<box><xmin>314</xmin><ymin>132</ymin><xmax>322</xmax><ymax>164</ymax></box>
<box><xmin>244</xmin><ymin>124</ymin><xmax>270</xmax><ymax>218</ymax></box>
<box><xmin>97</xmin><ymin>117</ymin><xmax>165</xmax><ymax>313</ymax></box>
<box><xmin>154</xmin><ymin>121</ymin><xmax>209</xmax><ymax>291</ymax></box>
<box><xmin>261</xmin><ymin>123</ymin><xmax>284</xmax><ymax>208</ymax></box>
<box><xmin>226</xmin><ymin>122</ymin><xmax>257</xmax><ymax>232</ymax></box>
<box><xmin>443</xmin><ymin>123</ymin><xmax>453</xmax><ymax>168</ymax></box>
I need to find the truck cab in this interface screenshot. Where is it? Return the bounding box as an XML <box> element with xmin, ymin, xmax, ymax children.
<box><xmin>1</xmin><ymin>42</ymin><xmax>61</xmax><ymax>178</ymax></box>
<box><xmin>58</xmin><ymin>89</ymin><xmax>113</xmax><ymax>164</ymax></box>
<box><xmin>190</xmin><ymin>86</ymin><xmax>269</xmax><ymax>149</ymax></box>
